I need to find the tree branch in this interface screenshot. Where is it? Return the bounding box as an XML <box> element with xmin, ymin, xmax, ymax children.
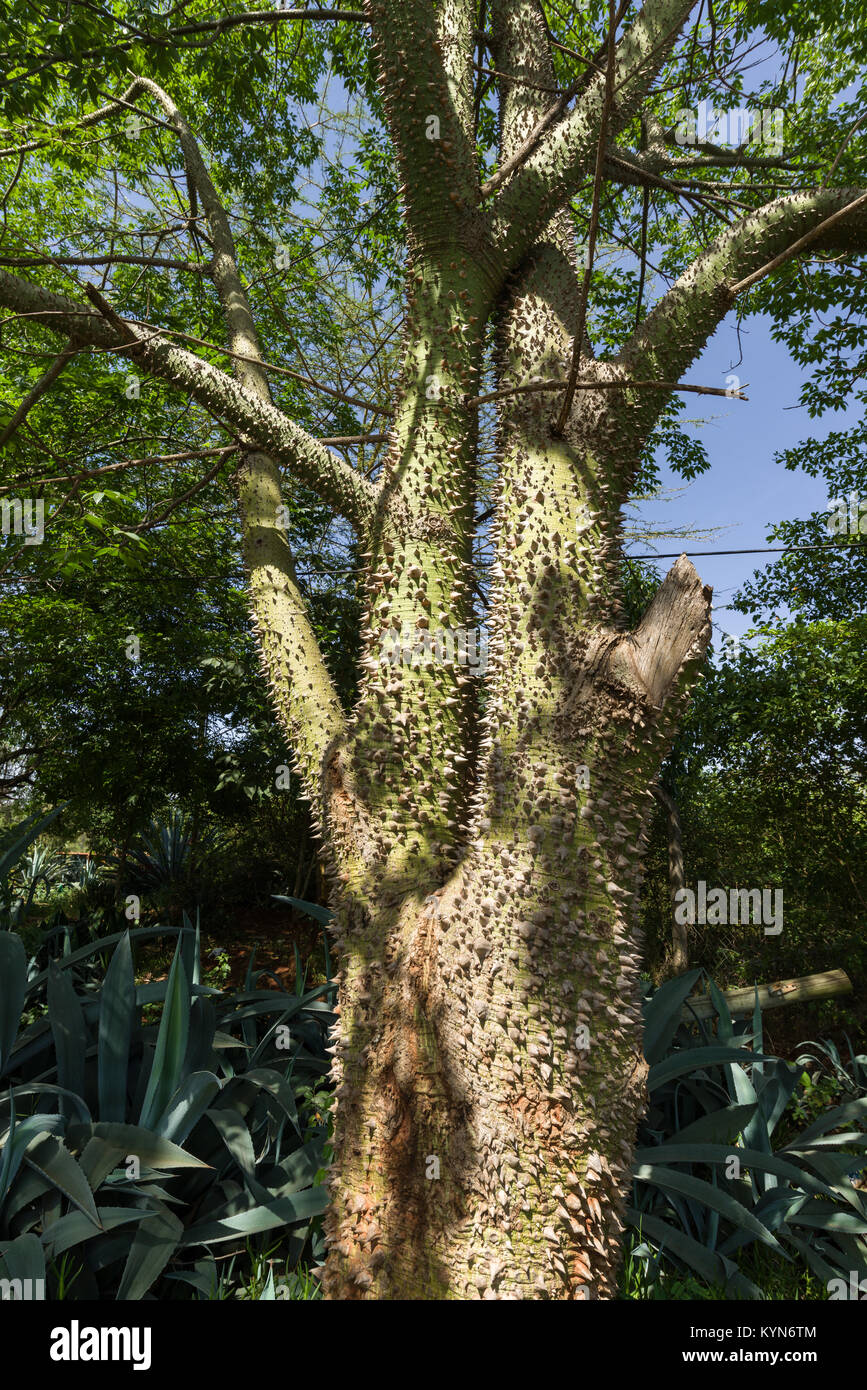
<box><xmin>363</xmin><ymin>0</ymin><xmax>480</xmax><ymax>236</ymax></box>
<box><xmin>605</xmin><ymin>553</ymin><xmax>712</xmax><ymax>709</ymax></box>
<box><xmin>489</xmin><ymin>0</ymin><xmax>699</xmax><ymax>272</ymax></box>
<box><xmin>120</xmin><ymin>75</ymin><xmax>351</xmax><ymax>792</ymax></box>
<box><xmin>554</xmin><ymin>0</ymin><xmax>617</xmax><ymax>434</ymax></box>
<box><xmin>615</xmin><ymin>186</ymin><xmax>867</xmax><ymax>458</ymax></box>
<box><xmin>0</xmin><ymin>266</ymin><xmax>377</xmax><ymax>532</ymax></box>
<box><xmin>0</xmin><ymin>341</ymin><xmax>77</xmax><ymax>450</ymax></box>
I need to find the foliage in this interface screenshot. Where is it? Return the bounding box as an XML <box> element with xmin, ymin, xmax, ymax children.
<box><xmin>0</xmin><ymin>915</ymin><xmax>335</xmax><ymax>1300</ymax></box>
<box><xmin>629</xmin><ymin>971</ymin><xmax>867</xmax><ymax>1298</ymax></box>
<box><xmin>0</xmin><ymin>806</ymin><xmax>68</xmax><ymax>930</ymax></box>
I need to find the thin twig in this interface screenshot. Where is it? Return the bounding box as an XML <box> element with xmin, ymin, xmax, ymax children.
<box><xmin>132</xmin><ymin>452</ymin><xmax>232</xmax><ymax>532</ymax></box>
<box><xmin>554</xmin><ymin>0</ymin><xmax>618</xmax><ymax>435</ymax></box>
<box><xmin>0</xmin><ymin>341</ymin><xmax>77</xmax><ymax>450</ymax></box>
<box><xmin>469</xmin><ymin>378</ymin><xmax>748</xmax><ymax>406</ymax></box>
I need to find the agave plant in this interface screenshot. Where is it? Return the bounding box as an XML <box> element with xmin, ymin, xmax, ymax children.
<box><xmin>123</xmin><ymin>811</ymin><xmax>217</xmax><ymax>899</ymax></box>
<box><xmin>0</xmin><ymin>911</ymin><xmax>336</xmax><ymax>1299</ymax></box>
<box><xmin>628</xmin><ymin>970</ymin><xmax>867</xmax><ymax>1298</ymax></box>
<box><xmin>0</xmin><ymin>806</ymin><xmax>67</xmax><ymax>930</ymax></box>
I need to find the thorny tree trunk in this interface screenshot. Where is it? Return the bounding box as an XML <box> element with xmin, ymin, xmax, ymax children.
<box><xmin>4</xmin><ymin>0</ymin><xmax>867</xmax><ymax>1305</ymax></box>
<box><xmin>317</xmin><ymin>0</ymin><xmax>711</xmax><ymax>1300</ymax></box>
<box><xmin>652</xmin><ymin>783</ymin><xmax>689</xmax><ymax>980</ymax></box>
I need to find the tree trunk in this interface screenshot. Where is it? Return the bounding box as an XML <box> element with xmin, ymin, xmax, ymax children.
<box><xmin>320</xmin><ymin>547</ymin><xmax>711</xmax><ymax>1298</ymax></box>
<box><xmin>651</xmin><ymin>782</ymin><xmax>689</xmax><ymax>980</ymax></box>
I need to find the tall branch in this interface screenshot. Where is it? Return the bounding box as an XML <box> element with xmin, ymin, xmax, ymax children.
<box><xmin>364</xmin><ymin>0</ymin><xmax>479</xmax><ymax>239</ymax></box>
<box><xmin>489</xmin><ymin>0</ymin><xmax>699</xmax><ymax>273</ymax></box>
<box><xmin>616</xmin><ymin>186</ymin><xmax>867</xmax><ymax>454</ymax></box>
<box><xmin>126</xmin><ymin>75</ymin><xmax>348</xmax><ymax>792</ymax></box>
<box><xmin>554</xmin><ymin>0</ymin><xmax>617</xmax><ymax>435</ymax></box>
<box><xmin>0</xmin><ymin>341</ymin><xmax>77</xmax><ymax>450</ymax></box>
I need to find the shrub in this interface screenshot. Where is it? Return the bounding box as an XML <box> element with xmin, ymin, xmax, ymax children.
<box><xmin>0</xmin><ymin>915</ymin><xmax>335</xmax><ymax>1300</ymax></box>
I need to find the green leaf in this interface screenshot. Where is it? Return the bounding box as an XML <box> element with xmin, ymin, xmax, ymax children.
<box><xmin>22</xmin><ymin>1132</ymin><xmax>101</xmax><ymax>1228</ymax></box>
<box><xmin>633</xmin><ymin>1163</ymin><xmax>785</xmax><ymax>1252</ymax></box>
<box><xmin>47</xmin><ymin>960</ymin><xmax>87</xmax><ymax>1107</ymax></box>
<box><xmin>138</xmin><ymin>937</ymin><xmax>190</xmax><ymax>1131</ymax></box>
<box><xmin>643</xmin><ymin>969</ymin><xmax>703</xmax><ymax>1064</ymax></box>
<box><xmin>182</xmin><ymin>1185</ymin><xmax>328</xmax><ymax>1246</ymax></box>
<box><xmin>625</xmin><ymin>1207</ymin><xmax>763</xmax><ymax>1298</ymax></box>
<box><xmin>0</xmin><ymin>805</ymin><xmax>67</xmax><ymax>884</ymax></box>
<box><xmin>0</xmin><ymin>1232</ymin><xmax>46</xmax><ymax>1288</ymax></box>
<box><xmin>156</xmin><ymin>1071</ymin><xmax>222</xmax><ymax>1145</ymax></box>
<box><xmin>0</xmin><ymin>932</ymin><xmax>26</xmax><ymax>1078</ymax></box>
<box><xmin>670</xmin><ymin>1103</ymin><xmax>759</xmax><ymax>1146</ymax></box>
<box><xmin>272</xmin><ymin>895</ymin><xmax>334</xmax><ymax>926</ymax></box>
<box><xmin>40</xmin><ymin>1207</ymin><xmax>157</xmax><ymax>1260</ymax></box>
<box><xmin>76</xmin><ymin>1122</ymin><xmax>211</xmax><ymax>1188</ymax></box>
<box><xmin>98</xmin><ymin>930</ymin><xmax>135</xmax><ymax>1123</ymax></box>
<box><xmin>635</xmin><ymin>1142</ymin><xmax>838</xmax><ymax>1199</ymax></box>
<box><xmin>648</xmin><ymin>1046</ymin><xmax>769</xmax><ymax>1091</ymax></box>
<box><xmin>117</xmin><ymin>1201</ymin><xmax>184</xmax><ymax>1300</ymax></box>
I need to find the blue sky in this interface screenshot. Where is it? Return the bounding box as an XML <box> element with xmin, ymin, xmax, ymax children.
<box><xmin>630</xmin><ymin>312</ymin><xmax>862</xmax><ymax>649</ymax></box>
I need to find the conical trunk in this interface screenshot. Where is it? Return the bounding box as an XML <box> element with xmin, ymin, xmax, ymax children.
<box><xmin>321</xmin><ymin>577</ymin><xmax>709</xmax><ymax>1299</ymax></box>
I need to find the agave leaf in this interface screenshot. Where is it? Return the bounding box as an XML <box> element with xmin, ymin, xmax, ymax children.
<box><xmin>0</xmin><ymin>1092</ymin><xmax>16</xmax><ymax>1196</ymax></box>
<box><xmin>633</xmin><ymin>1163</ymin><xmax>785</xmax><ymax>1252</ymax></box>
<box><xmin>0</xmin><ymin>932</ymin><xmax>26</xmax><ymax>1078</ymax></box>
<box><xmin>40</xmin><ymin>1206</ymin><xmax>158</xmax><ymax>1259</ymax></box>
<box><xmin>186</xmin><ymin>997</ymin><xmax>217</xmax><ymax>1075</ymax></box>
<box><xmin>179</xmin><ymin>924</ymin><xmax>198</xmax><ymax>997</ymax></box>
<box><xmin>0</xmin><ymin>1231</ymin><xmax>46</xmax><ymax>1286</ymax></box>
<box><xmin>182</xmin><ymin>1185</ymin><xmax>328</xmax><ymax>1246</ymax></box>
<box><xmin>625</xmin><ymin>1206</ymin><xmax>762</xmax><ymax>1297</ymax></box>
<box><xmin>648</xmin><ymin>1046</ymin><xmax>769</xmax><ymax>1091</ymax></box>
<box><xmin>728</xmin><ymin>1061</ymin><xmax>771</xmax><ymax>1179</ymax></box>
<box><xmin>1</xmin><ymin>1083</ymin><xmax>90</xmax><ymax>1125</ymax></box>
<box><xmin>201</xmin><ymin>1107</ymin><xmax>257</xmax><ymax>1180</ymax></box>
<box><xmin>1</xmin><ymin>1116</ymin><xmax>67</xmax><ymax>1200</ymax></box>
<box><xmin>783</xmin><ymin>1231</ymin><xmax>856</xmax><ymax>1287</ymax></box>
<box><xmin>162</xmin><ymin>1258</ymin><xmax>218</xmax><ymax>1298</ymax></box>
<box><xmin>0</xmin><ymin>805</ymin><xmax>67</xmax><ymax>885</ymax></box>
<box><xmin>259</xmin><ymin>1263</ymin><xmax>277</xmax><ymax>1299</ymax></box>
<box><xmin>46</xmin><ymin>961</ymin><xmax>88</xmax><ymax>1108</ymax></box>
<box><xmin>265</xmin><ymin>1138</ymin><xmax>327</xmax><ymax>1196</ymax></box>
<box><xmin>98</xmin><ymin>930</ymin><xmax>135</xmax><ymax>1123</ymax></box>
<box><xmin>669</xmin><ymin>1103</ymin><xmax>759</xmax><ymax>1146</ymax></box>
<box><xmin>221</xmin><ymin>1068</ymin><xmax>302</xmax><ymax>1129</ymax></box>
<box><xmin>786</xmin><ymin>1205</ymin><xmax>867</xmax><ymax>1234</ymax></box>
<box><xmin>76</xmin><ymin>1122</ymin><xmax>212</xmax><ymax>1187</ymax></box>
<box><xmin>642</xmin><ymin>969</ymin><xmax>703</xmax><ymax>1065</ymax></box>
<box><xmin>272</xmin><ymin>895</ymin><xmax>334</xmax><ymax>927</ymax></box>
<box><xmin>784</xmin><ymin>1095</ymin><xmax>867</xmax><ymax>1145</ymax></box>
<box><xmin>756</xmin><ymin>1061</ymin><xmax>801</xmax><ymax>1143</ymax></box>
<box><xmin>157</xmin><ymin>1071</ymin><xmax>222</xmax><ymax>1144</ymax></box>
<box><xmin>138</xmin><ymin>940</ymin><xmax>190</xmax><ymax>1131</ymax></box>
<box><xmin>23</xmin><ymin>1132</ymin><xmax>101</xmax><ymax>1228</ymax></box>
<box><xmin>705</xmin><ymin>977</ymin><xmax>734</xmax><ymax>1042</ymax></box>
<box><xmin>117</xmin><ymin>1201</ymin><xmax>184</xmax><ymax>1300</ymax></box>
<box><xmin>24</xmin><ymin>925</ymin><xmax>183</xmax><ymax>999</ymax></box>
<box><xmin>793</xmin><ymin>1150</ymin><xmax>867</xmax><ymax>1211</ymax></box>
<box><xmin>634</xmin><ymin>1142</ymin><xmax>838</xmax><ymax>1200</ymax></box>
<box><xmin>787</xmin><ymin>1133</ymin><xmax>867</xmax><ymax>1152</ymax></box>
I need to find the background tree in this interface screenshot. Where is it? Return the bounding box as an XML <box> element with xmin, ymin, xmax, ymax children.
<box><xmin>1</xmin><ymin>0</ymin><xmax>866</xmax><ymax>1299</ymax></box>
